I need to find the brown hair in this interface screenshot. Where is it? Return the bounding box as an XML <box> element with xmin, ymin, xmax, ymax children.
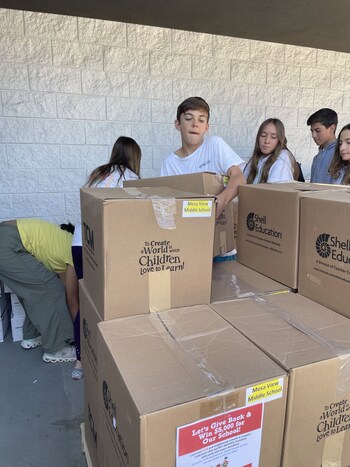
<box><xmin>329</xmin><ymin>124</ymin><xmax>350</xmax><ymax>185</ymax></box>
<box><xmin>86</xmin><ymin>136</ymin><xmax>141</xmax><ymax>187</ymax></box>
<box><xmin>176</xmin><ymin>96</ymin><xmax>210</xmax><ymax>122</ymax></box>
<box><xmin>245</xmin><ymin>118</ymin><xmax>299</xmax><ymax>184</ymax></box>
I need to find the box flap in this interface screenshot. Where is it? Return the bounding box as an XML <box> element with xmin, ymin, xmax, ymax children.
<box><xmin>212</xmin><ymin>293</ymin><xmax>350</xmax><ymax>371</ymax></box>
<box><xmin>98</xmin><ymin>305</ymin><xmax>286</xmax><ymax>414</ymax></box>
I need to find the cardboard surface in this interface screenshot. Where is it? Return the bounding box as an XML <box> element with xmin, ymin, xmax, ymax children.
<box><xmin>81</xmin><ymin>187</ymin><xmax>215</xmax><ymax>320</ymax></box>
<box><xmin>0</xmin><ymin>285</ymin><xmax>10</xmax><ymax>342</ymax></box>
<box><xmin>211</xmin><ymin>260</ymin><xmax>289</xmax><ymax>303</ymax></box>
<box><xmin>124</xmin><ymin>173</ymin><xmax>235</xmax><ymax>256</ymax></box>
<box><xmin>299</xmin><ymin>190</ymin><xmax>350</xmax><ymax>319</ymax></box>
<box><xmin>98</xmin><ymin>305</ymin><xmax>287</xmax><ymax>467</ymax></box>
<box><xmin>212</xmin><ymin>292</ymin><xmax>350</xmax><ymax>466</ymax></box>
<box><xmin>237</xmin><ymin>182</ymin><xmax>348</xmax><ymax>289</ymax></box>
<box><xmin>80</xmin><ymin>280</ymin><xmax>104</xmax><ymax>467</ymax></box>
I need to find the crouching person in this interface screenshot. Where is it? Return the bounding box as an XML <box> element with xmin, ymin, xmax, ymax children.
<box><xmin>0</xmin><ymin>219</ymin><xmax>76</xmax><ymax>363</ymax></box>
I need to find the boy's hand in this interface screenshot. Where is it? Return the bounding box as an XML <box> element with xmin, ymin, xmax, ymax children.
<box><xmin>214</xmin><ymin>166</ymin><xmax>246</xmax><ymax>218</ymax></box>
<box><xmin>215</xmin><ymin>193</ymin><xmax>226</xmax><ymax>218</ymax></box>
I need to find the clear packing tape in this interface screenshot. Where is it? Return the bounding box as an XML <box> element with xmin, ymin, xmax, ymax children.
<box><xmin>253</xmin><ymin>295</ymin><xmax>350</xmax><ymax>396</ymax></box>
<box><xmin>150</xmin><ymin>196</ymin><xmax>177</xmax><ymax>230</ymax></box>
<box><xmin>148</xmin><ymin>310</ymin><xmax>238</xmax><ymax>416</ymax></box>
<box><xmin>123</xmin><ymin>188</ymin><xmax>177</xmax><ymax>229</ymax></box>
<box><xmin>249</xmin><ymin>295</ymin><xmax>350</xmax><ymax>466</ymax></box>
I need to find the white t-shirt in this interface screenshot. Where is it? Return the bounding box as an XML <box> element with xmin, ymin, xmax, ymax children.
<box><xmin>90</xmin><ymin>168</ymin><xmax>139</xmax><ymax>188</ymax></box>
<box><xmin>243</xmin><ymin>150</ymin><xmax>294</xmax><ymax>184</ymax></box>
<box><xmin>160</xmin><ymin>135</ymin><xmax>244</xmax><ymax>176</ymax></box>
<box><xmin>73</xmin><ymin>168</ymin><xmax>139</xmax><ymax>246</ymax></box>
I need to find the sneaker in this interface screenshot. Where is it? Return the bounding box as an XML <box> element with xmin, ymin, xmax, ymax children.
<box><xmin>21</xmin><ymin>336</ymin><xmax>42</xmax><ymax>349</ymax></box>
<box><xmin>43</xmin><ymin>345</ymin><xmax>76</xmax><ymax>363</ymax></box>
<box><xmin>72</xmin><ymin>367</ymin><xmax>84</xmax><ymax>380</ymax></box>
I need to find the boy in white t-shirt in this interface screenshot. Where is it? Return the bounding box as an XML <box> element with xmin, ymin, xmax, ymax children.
<box><xmin>160</xmin><ymin>97</ymin><xmax>246</xmax><ymax>218</ymax></box>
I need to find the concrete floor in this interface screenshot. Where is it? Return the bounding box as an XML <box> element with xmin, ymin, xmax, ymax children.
<box><xmin>0</xmin><ymin>331</ymin><xmax>87</xmax><ymax>467</ymax></box>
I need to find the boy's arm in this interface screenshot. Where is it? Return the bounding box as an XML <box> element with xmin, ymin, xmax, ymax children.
<box><xmin>215</xmin><ymin>165</ymin><xmax>246</xmax><ymax>218</ymax></box>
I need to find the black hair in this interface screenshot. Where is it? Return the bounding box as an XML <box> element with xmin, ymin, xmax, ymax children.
<box><xmin>60</xmin><ymin>222</ymin><xmax>75</xmax><ymax>234</ymax></box>
<box><xmin>306</xmin><ymin>108</ymin><xmax>338</xmax><ymax>129</ymax></box>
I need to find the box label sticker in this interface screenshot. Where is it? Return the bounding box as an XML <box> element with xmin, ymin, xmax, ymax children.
<box><xmin>246</xmin><ymin>377</ymin><xmax>283</xmax><ymax>405</ymax></box>
<box><xmin>182</xmin><ymin>200</ymin><xmax>213</xmax><ymax>217</ymax></box>
<box><xmin>176</xmin><ymin>403</ymin><xmax>263</xmax><ymax>467</ymax></box>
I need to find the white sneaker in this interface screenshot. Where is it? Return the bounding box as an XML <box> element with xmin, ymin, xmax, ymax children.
<box><xmin>43</xmin><ymin>345</ymin><xmax>76</xmax><ymax>363</ymax></box>
<box><xmin>21</xmin><ymin>336</ymin><xmax>42</xmax><ymax>349</ymax></box>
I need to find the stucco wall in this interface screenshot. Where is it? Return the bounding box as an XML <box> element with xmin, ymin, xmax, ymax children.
<box><xmin>1</xmin><ymin>8</ymin><xmax>350</xmax><ymax>223</ymax></box>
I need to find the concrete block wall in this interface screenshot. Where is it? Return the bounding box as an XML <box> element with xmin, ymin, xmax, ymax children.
<box><xmin>1</xmin><ymin>8</ymin><xmax>350</xmax><ymax>223</ymax></box>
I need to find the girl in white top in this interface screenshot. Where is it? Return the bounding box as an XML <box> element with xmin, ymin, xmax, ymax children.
<box><xmin>69</xmin><ymin>136</ymin><xmax>142</xmax><ymax>379</ymax></box>
<box><xmin>329</xmin><ymin>124</ymin><xmax>350</xmax><ymax>185</ymax></box>
<box><xmin>244</xmin><ymin>118</ymin><xmax>300</xmax><ymax>184</ymax></box>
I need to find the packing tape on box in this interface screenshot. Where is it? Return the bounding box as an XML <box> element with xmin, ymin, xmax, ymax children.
<box><xmin>322</xmin><ymin>431</ymin><xmax>345</xmax><ymax>467</ymax></box>
<box><xmin>150</xmin><ymin>197</ymin><xmax>177</xmax><ymax>230</ymax></box>
<box><xmin>253</xmin><ymin>296</ymin><xmax>350</xmax><ymax>395</ymax></box>
<box><xmin>149</xmin><ymin>270</ymin><xmax>171</xmax><ymax>312</ymax></box>
<box><xmin>218</xmin><ymin>231</ymin><xmax>227</xmax><ymax>255</ymax></box>
<box><xmin>199</xmin><ymin>391</ymin><xmax>240</xmax><ymax>419</ymax></box>
<box><xmin>122</xmin><ymin>187</ymin><xmax>147</xmax><ymax>197</ymax></box>
<box><xmin>150</xmin><ymin>311</ymin><xmax>228</xmax><ymax>398</ymax></box>
<box><xmin>252</xmin><ymin>296</ymin><xmax>350</xmax><ymax>465</ymax></box>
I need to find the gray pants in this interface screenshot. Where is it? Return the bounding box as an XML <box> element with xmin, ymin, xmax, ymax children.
<box><xmin>0</xmin><ymin>224</ymin><xmax>73</xmax><ymax>353</ymax></box>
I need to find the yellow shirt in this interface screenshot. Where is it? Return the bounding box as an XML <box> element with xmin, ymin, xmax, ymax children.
<box><xmin>17</xmin><ymin>219</ymin><xmax>73</xmax><ymax>273</ymax></box>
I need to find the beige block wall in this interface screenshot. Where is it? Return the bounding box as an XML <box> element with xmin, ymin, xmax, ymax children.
<box><xmin>0</xmin><ymin>8</ymin><xmax>350</xmax><ymax>222</ymax></box>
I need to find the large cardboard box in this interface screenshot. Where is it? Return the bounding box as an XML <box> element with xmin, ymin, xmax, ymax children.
<box><xmin>97</xmin><ymin>305</ymin><xmax>288</xmax><ymax>467</ymax></box>
<box><xmin>211</xmin><ymin>260</ymin><xmax>290</xmax><ymax>303</ymax></box>
<box><xmin>124</xmin><ymin>173</ymin><xmax>235</xmax><ymax>256</ymax></box>
<box><xmin>299</xmin><ymin>190</ymin><xmax>350</xmax><ymax>318</ymax></box>
<box><xmin>80</xmin><ymin>280</ymin><xmax>104</xmax><ymax>467</ymax></box>
<box><xmin>81</xmin><ymin>187</ymin><xmax>216</xmax><ymax>320</ymax></box>
<box><xmin>0</xmin><ymin>284</ymin><xmax>10</xmax><ymax>342</ymax></box>
<box><xmin>10</xmin><ymin>293</ymin><xmax>25</xmax><ymax>342</ymax></box>
<box><xmin>212</xmin><ymin>293</ymin><xmax>350</xmax><ymax>466</ymax></box>
<box><xmin>237</xmin><ymin>182</ymin><xmax>347</xmax><ymax>289</ymax></box>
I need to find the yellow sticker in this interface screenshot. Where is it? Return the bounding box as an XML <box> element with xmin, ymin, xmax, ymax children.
<box><xmin>246</xmin><ymin>378</ymin><xmax>284</xmax><ymax>405</ymax></box>
<box><xmin>182</xmin><ymin>200</ymin><xmax>213</xmax><ymax>217</ymax></box>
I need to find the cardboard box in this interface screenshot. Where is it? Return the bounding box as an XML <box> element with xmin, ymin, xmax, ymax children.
<box><xmin>237</xmin><ymin>182</ymin><xmax>347</xmax><ymax>289</ymax></box>
<box><xmin>0</xmin><ymin>285</ymin><xmax>11</xmax><ymax>342</ymax></box>
<box><xmin>81</xmin><ymin>187</ymin><xmax>216</xmax><ymax>320</ymax></box>
<box><xmin>80</xmin><ymin>280</ymin><xmax>104</xmax><ymax>467</ymax></box>
<box><xmin>10</xmin><ymin>293</ymin><xmax>25</xmax><ymax>342</ymax></box>
<box><xmin>211</xmin><ymin>260</ymin><xmax>290</xmax><ymax>303</ymax></box>
<box><xmin>84</xmin><ymin>356</ymin><xmax>102</xmax><ymax>467</ymax></box>
<box><xmin>212</xmin><ymin>292</ymin><xmax>350</xmax><ymax>466</ymax></box>
<box><xmin>299</xmin><ymin>190</ymin><xmax>350</xmax><ymax>318</ymax></box>
<box><xmin>97</xmin><ymin>305</ymin><xmax>288</xmax><ymax>467</ymax></box>
<box><xmin>124</xmin><ymin>173</ymin><xmax>235</xmax><ymax>256</ymax></box>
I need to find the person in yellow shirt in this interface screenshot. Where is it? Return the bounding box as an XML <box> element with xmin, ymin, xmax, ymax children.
<box><xmin>0</xmin><ymin>218</ymin><xmax>76</xmax><ymax>363</ymax></box>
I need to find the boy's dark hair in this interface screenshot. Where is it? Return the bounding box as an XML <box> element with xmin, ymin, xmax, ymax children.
<box><xmin>306</xmin><ymin>108</ymin><xmax>338</xmax><ymax>128</ymax></box>
<box><xmin>176</xmin><ymin>97</ymin><xmax>210</xmax><ymax>121</ymax></box>
<box><xmin>60</xmin><ymin>222</ymin><xmax>75</xmax><ymax>234</ymax></box>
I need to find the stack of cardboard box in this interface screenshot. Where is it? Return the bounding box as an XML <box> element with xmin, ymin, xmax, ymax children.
<box><xmin>80</xmin><ymin>179</ymin><xmax>350</xmax><ymax>466</ymax></box>
<box><xmin>80</xmin><ymin>185</ymin><xmax>290</xmax><ymax>467</ymax></box>
<box><xmin>228</xmin><ymin>182</ymin><xmax>350</xmax><ymax>465</ymax></box>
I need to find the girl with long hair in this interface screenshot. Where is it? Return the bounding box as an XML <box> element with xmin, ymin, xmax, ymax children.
<box><xmin>329</xmin><ymin>124</ymin><xmax>350</xmax><ymax>185</ymax></box>
<box><xmin>86</xmin><ymin>136</ymin><xmax>141</xmax><ymax>187</ymax></box>
<box><xmin>244</xmin><ymin>118</ymin><xmax>301</xmax><ymax>184</ymax></box>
